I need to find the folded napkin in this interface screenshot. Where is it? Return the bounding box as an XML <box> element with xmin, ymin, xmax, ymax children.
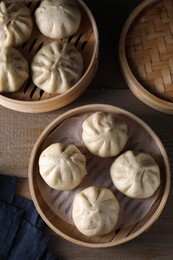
<box><xmin>0</xmin><ymin>174</ymin><xmax>58</xmax><ymax>260</ymax></box>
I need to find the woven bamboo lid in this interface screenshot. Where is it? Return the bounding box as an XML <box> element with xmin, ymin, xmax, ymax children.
<box><xmin>119</xmin><ymin>0</ymin><xmax>173</xmax><ymax>114</ymax></box>
<box><xmin>0</xmin><ymin>0</ymin><xmax>99</xmax><ymax>113</ymax></box>
<box><xmin>28</xmin><ymin>104</ymin><xmax>170</xmax><ymax>248</ymax></box>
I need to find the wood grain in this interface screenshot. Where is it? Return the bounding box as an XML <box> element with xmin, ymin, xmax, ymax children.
<box><xmin>1</xmin><ymin>0</ymin><xmax>173</xmax><ymax>258</ymax></box>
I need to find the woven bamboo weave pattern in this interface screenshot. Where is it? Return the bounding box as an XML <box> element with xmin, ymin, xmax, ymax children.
<box><xmin>126</xmin><ymin>0</ymin><xmax>173</xmax><ymax>101</ymax></box>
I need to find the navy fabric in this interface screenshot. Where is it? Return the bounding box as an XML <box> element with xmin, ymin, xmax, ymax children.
<box><xmin>13</xmin><ymin>195</ymin><xmax>45</xmax><ymax>230</ymax></box>
<box><xmin>0</xmin><ymin>174</ymin><xmax>58</xmax><ymax>260</ymax></box>
<box><xmin>0</xmin><ymin>175</ymin><xmax>17</xmax><ymax>203</ymax></box>
<box><xmin>0</xmin><ymin>202</ymin><xmax>23</xmax><ymax>259</ymax></box>
<box><xmin>7</xmin><ymin>220</ymin><xmax>50</xmax><ymax>260</ymax></box>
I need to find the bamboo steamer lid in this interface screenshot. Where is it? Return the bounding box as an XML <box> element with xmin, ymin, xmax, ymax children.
<box><xmin>0</xmin><ymin>0</ymin><xmax>99</xmax><ymax>113</ymax></box>
<box><xmin>28</xmin><ymin>104</ymin><xmax>170</xmax><ymax>248</ymax></box>
<box><xmin>119</xmin><ymin>0</ymin><xmax>173</xmax><ymax>114</ymax></box>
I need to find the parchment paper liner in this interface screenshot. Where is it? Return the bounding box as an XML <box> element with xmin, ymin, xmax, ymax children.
<box><xmin>37</xmin><ymin>113</ymin><xmax>164</xmax><ymax>230</ymax></box>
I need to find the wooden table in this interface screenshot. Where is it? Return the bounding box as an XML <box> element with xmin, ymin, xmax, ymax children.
<box><xmin>1</xmin><ymin>0</ymin><xmax>173</xmax><ymax>259</ymax></box>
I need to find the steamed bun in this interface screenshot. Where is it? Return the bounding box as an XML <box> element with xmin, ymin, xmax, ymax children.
<box><xmin>0</xmin><ymin>1</ymin><xmax>33</xmax><ymax>47</ymax></box>
<box><xmin>110</xmin><ymin>150</ymin><xmax>161</xmax><ymax>199</ymax></box>
<box><xmin>82</xmin><ymin>112</ymin><xmax>128</xmax><ymax>157</ymax></box>
<box><xmin>39</xmin><ymin>143</ymin><xmax>87</xmax><ymax>190</ymax></box>
<box><xmin>31</xmin><ymin>41</ymin><xmax>83</xmax><ymax>94</ymax></box>
<box><xmin>0</xmin><ymin>47</ymin><xmax>29</xmax><ymax>93</ymax></box>
<box><xmin>35</xmin><ymin>0</ymin><xmax>81</xmax><ymax>39</ymax></box>
<box><xmin>72</xmin><ymin>186</ymin><xmax>119</xmax><ymax>237</ymax></box>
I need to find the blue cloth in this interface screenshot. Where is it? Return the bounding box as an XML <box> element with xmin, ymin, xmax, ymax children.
<box><xmin>0</xmin><ymin>174</ymin><xmax>58</xmax><ymax>260</ymax></box>
<box><xmin>0</xmin><ymin>174</ymin><xmax>17</xmax><ymax>203</ymax></box>
<box><xmin>13</xmin><ymin>195</ymin><xmax>45</xmax><ymax>230</ymax></box>
<box><xmin>0</xmin><ymin>202</ymin><xmax>23</xmax><ymax>259</ymax></box>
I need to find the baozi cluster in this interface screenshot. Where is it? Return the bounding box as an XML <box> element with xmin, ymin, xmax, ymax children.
<box><xmin>0</xmin><ymin>0</ymin><xmax>83</xmax><ymax>94</ymax></box>
<box><xmin>38</xmin><ymin>111</ymin><xmax>161</xmax><ymax>237</ymax></box>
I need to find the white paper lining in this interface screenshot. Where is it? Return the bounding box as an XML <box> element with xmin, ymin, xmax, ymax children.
<box><xmin>37</xmin><ymin>113</ymin><xmax>164</xmax><ymax>229</ymax></box>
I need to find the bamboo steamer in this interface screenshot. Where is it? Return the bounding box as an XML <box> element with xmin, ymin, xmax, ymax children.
<box><xmin>28</xmin><ymin>104</ymin><xmax>170</xmax><ymax>248</ymax></box>
<box><xmin>0</xmin><ymin>0</ymin><xmax>99</xmax><ymax>113</ymax></box>
<box><xmin>119</xmin><ymin>0</ymin><xmax>173</xmax><ymax>114</ymax></box>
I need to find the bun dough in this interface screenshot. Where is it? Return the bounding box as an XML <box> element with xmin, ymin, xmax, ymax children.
<box><xmin>72</xmin><ymin>186</ymin><xmax>119</xmax><ymax>237</ymax></box>
<box><xmin>82</xmin><ymin>112</ymin><xmax>128</xmax><ymax>157</ymax></box>
<box><xmin>110</xmin><ymin>150</ymin><xmax>161</xmax><ymax>199</ymax></box>
<box><xmin>39</xmin><ymin>143</ymin><xmax>87</xmax><ymax>190</ymax></box>
<box><xmin>0</xmin><ymin>47</ymin><xmax>29</xmax><ymax>93</ymax></box>
<box><xmin>0</xmin><ymin>1</ymin><xmax>33</xmax><ymax>47</ymax></box>
<box><xmin>31</xmin><ymin>41</ymin><xmax>83</xmax><ymax>94</ymax></box>
<box><xmin>35</xmin><ymin>0</ymin><xmax>81</xmax><ymax>39</ymax></box>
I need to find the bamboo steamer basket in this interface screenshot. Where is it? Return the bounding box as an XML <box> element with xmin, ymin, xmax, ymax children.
<box><xmin>28</xmin><ymin>104</ymin><xmax>170</xmax><ymax>248</ymax></box>
<box><xmin>119</xmin><ymin>0</ymin><xmax>173</xmax><ymax>114</ymax></box>
<box><xmin>0</xmin><ymin>0</ymin><xmax>99</xmax><ymax>113</ymax></box>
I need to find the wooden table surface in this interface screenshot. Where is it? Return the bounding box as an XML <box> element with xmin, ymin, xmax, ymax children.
<box><xmin>1</xmin><ymin>0</ymin><xmax>173</xmax><ymax>259</ymax></box>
